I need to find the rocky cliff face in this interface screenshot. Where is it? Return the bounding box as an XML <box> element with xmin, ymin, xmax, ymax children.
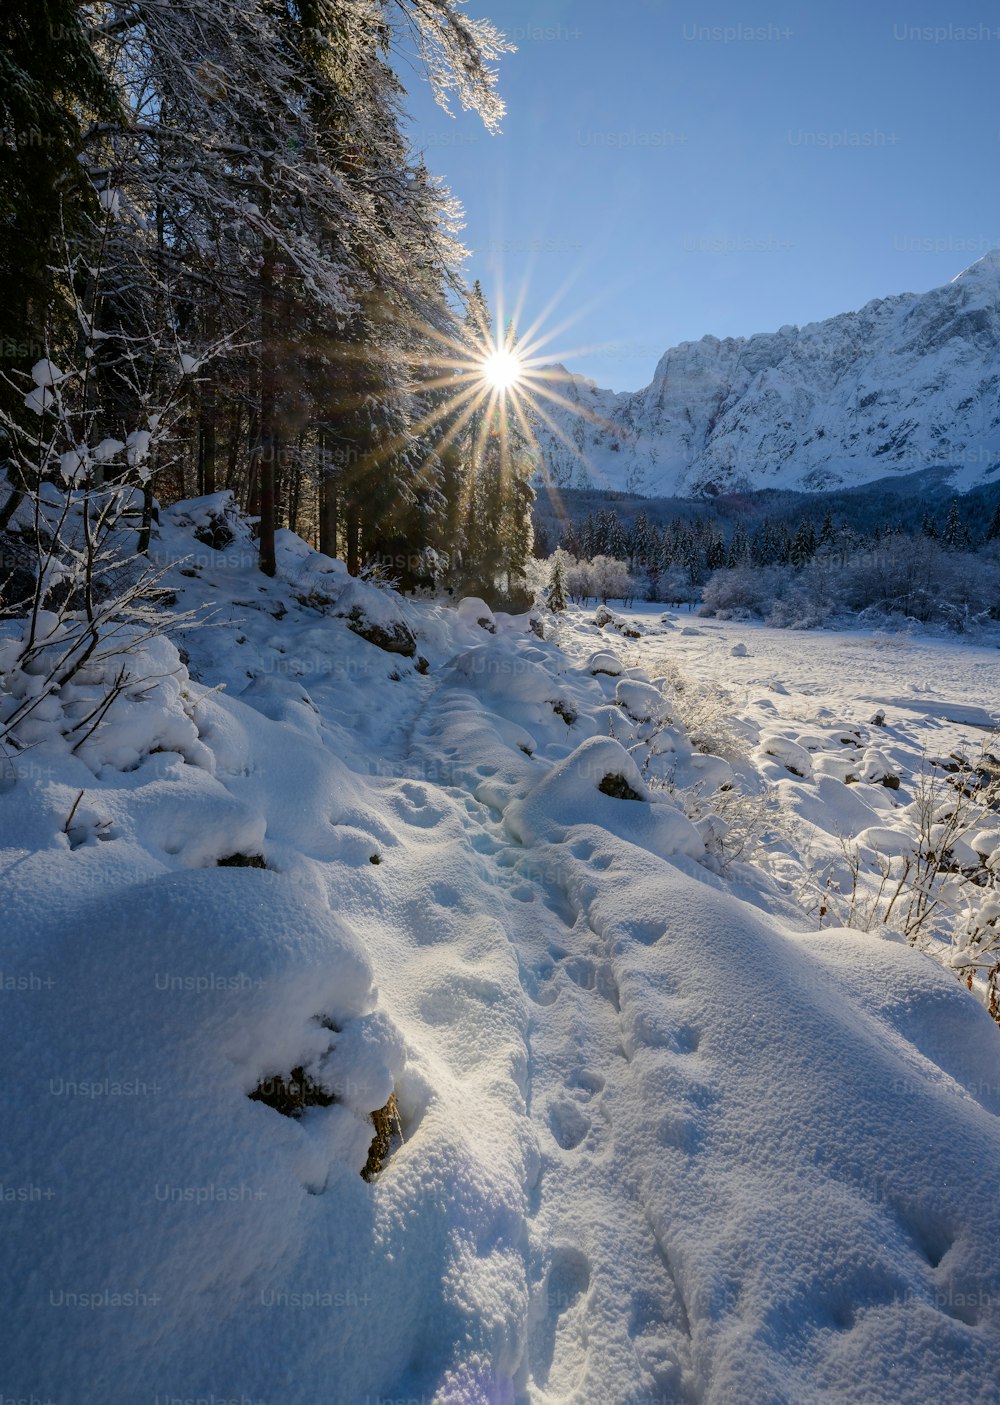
<box><xmin>532</xmin><ymin>251</ymin><xmax>1000</xmax><ymax>497</ymax></box>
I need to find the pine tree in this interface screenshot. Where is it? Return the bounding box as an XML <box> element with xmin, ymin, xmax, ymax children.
<box><xmin>547</xmin><ymin>550</ymin><xmax>568</xmax><ymax>612</ymax></box>
<box><xmin>607</xmin><ymin>512</ymin><xmax>628</xmax><ymax>562</ymax></box>
<box><xmin>943</xmin><ymin>499</ymin><xmax>965</xmax><ymax>551</ymax></box>
<box><xmin>790</xmin><ymin>521</ymin><xmax>817</xmax><ymax>568</ymax></box>
<box><xmin>458</xmin><ymin>287</ymin><xmax>534</xmax><ymax>599</ymax></box>
<box><xmin>0</xmin><ymin>0</ymin><xmax>119</xmax><ymax>388</ymax></box>
<box><xmin>71</xmin><ymin>0</ymin><xmax>509</xmax><ymax>570</ymax></box>
<box><xmin>752</xmin><ymin>518</ymin><xmax>781</xmax><ymax>566</ymax></box>
<box><xmin>706</xmin><ymin>534</ymin><xmax>727</xmax><ymax>570</ymax></box>
<box><xmin>727</xmin><ymin>523</ymin><xmax>750</xmax><ymax>568</ymax></box>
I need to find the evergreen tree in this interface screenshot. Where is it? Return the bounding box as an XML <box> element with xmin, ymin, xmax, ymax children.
<box><xmin>607</xmin><ymin>511</ymin><xmax>628</xmax><ymax>562</ymax></box>
<box><xmin>561</xmin><ymin>522</ymin><xmax>581</xmax><ymax>557</ymax></box>
<box><xmin>706</xmin><ymin>533</ymin><xmax>727</xmax><ymax>570</ymax></box>
<box><xmin>753</xmin><ymin>518</ymin><xmax>781</xmax><ymax>566</ymax></box>
<box><xmin>943</xmin><ymin>499</ymin><xmax>965</xmax><ymax>551</ymax></box>
<box><xmin>458</xmin><ymin>287</ymin><xmax>534</xmax><ymax>599</ymax></box>
<box><xmin>0</xmin><ymin>0</ymin><xmax>119</xmax><ymax>388</ymax></box>
<box><xmin>790</xmin><ymin>521</ymin><xmax>817</xmax><ymax>568</ymax></box>
<box><xmin>547</xmin><ymin>549</ymin><xmax>568</xmax><ymax>612</ymax></box>
<box><xmin>727</xmin><ymin>523</ymin><xmax>750</xmax><ymax>568</ymax></box>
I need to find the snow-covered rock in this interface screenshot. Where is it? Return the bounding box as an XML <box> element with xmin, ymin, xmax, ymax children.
<box><xmin>507</xmin><ymin>735</ymin><xmax>705</xmax><ymax>862</ymax></box>
<box><xmin>758</xmin><ymin>733</ymin><xmax>814</xmax><ymax>779</ymax></box>
<box><xmin>587</xmin><ymin>649</ymin><xmax>624</xmax><ymax>677</ymax></box>
<box><xmin>615</xmin><ymin>677</ymin><xmax>672</xmax><ymax>724</ymax></box>
<box><xmin>457</xmin><ymin>596</ymin><xmax>497</xmax><ymax>633</ymax></box>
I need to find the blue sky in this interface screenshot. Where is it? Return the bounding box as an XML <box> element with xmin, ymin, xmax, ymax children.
<box><xmin>400</xmin><ymin>1</ymin><xmax>1000</xmax><ymax>390</ymax></box>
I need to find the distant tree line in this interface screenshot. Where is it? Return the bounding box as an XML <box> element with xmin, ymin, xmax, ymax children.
<box><xmin>533</xmin><ymin>497</ymin><xmax>1000</xmax><ymax>629</ymax></box>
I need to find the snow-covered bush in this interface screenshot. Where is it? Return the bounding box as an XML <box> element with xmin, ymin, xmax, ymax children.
<box><xmin>0</xmin><ymin>273</ymin><xmax>208</xmax><ymax>758</ymax></box>
<box><xmin>765</xmin><ymin>572</ymin><xmax>835</xmax><ymax>629</ymax></box>
<box><xmin>643</xmin><ymin>657</ymin><xmax>750</xmax><ymax>765</ymax></box>
<box><xmin>700</xmin><ymin>566</ymin><xmax>780</xmax><ymax>620</ymax></box>
<box><xmin>546</xmin><ymin>551</ymin><xmax>636</xmax><ymax>606</ymax></box>
<box><xmin>815</xmin><ymin>751</ymin><xmax>1000</xmax><ymax>1024</ymax></box>
<box><xmin>589</xmin><ymin>554</ymin><xmax>636</xmax><ymax>605</ymax></box>
<box><xmin>695</xmin><ymin>536</ymin><xmax>1000</xmax><ymax>635</ymax></box>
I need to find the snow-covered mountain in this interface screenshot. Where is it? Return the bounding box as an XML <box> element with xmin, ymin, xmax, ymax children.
<box><xmin>533</xmin><ymin>250</ymin><xmax>1000</xmax><ymax>497</ymax></box>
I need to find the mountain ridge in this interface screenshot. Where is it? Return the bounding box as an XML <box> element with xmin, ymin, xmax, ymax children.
<box><xmin>532</xmin><ymin>251</ymin><xmax>1000</xmax><ymax>498</ymax></box>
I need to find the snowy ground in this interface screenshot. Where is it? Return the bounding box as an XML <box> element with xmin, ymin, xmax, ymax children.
<box><xmin>630</xmin><ymin>609</ymin><xmax>1000</xmax><ymax>734</ymax></box>
<box><xmin>2</xmin><ymin>510</ymin><xmax>1000</xmax><ymax>1405</ymax></box>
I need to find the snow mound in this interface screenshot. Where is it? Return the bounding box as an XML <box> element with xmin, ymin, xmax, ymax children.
<box><xmin>616</xmin><ymin>677</ymin><xmax>672</xmax><ymax>724</ymax></box>
<box><xmin>587</xmin><ymin>649</ymin><xmax>624</xmax><ymax>676</ymax></box>
<box><xmin>0</xmin><ymin>868</ymin><xmax>415</xmax><ymax>1397</ymax></box>
<box><xmin>758</xmin><ymin>733</ymin><xmax>814</xmax><ymax>779</ymax></box>
<box><xmin>507</xmin><ymin>735</ymin><xmax>705</xmax><ymax>862</ymax></box>
<box><xmin>457</xmin><ymin>596</ymin><xmax>497</xmax><ymax>633</ymax></box>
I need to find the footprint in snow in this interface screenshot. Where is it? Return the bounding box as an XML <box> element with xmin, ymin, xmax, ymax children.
<box><xmin>566</xmin><ymin>1068</ymin><xmax>605</xmax><ymax>1099</ymax></box>
<box><xmin>530</xmin><ymin>1246</ymin><xmax>591</xmax><ymax>1393</ymax></box>
<box><xmin>563</xmin><ymin>956</ymin><xmax>621</xmax><ymax>1011</ymax></box>
<box><xmin>548</xmin><ymin>1098</ymin><xmax>591</xmax><ymax>1151</ymax></box>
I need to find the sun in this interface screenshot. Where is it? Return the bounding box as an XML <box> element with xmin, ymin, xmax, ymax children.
<box><xmin>482</xmin><ymin>346</ymin><xmax>522</xmax><ymax>392</ymax></box>
<box><xmin>396</xmin><ymin>276</ymin><xmax>620</xmax><ymax>518</ymax></box>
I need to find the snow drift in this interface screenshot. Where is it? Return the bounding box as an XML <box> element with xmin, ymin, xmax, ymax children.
<box><xmin>1</xmin><ymin>507</ymin><xmax>999</xmax><ymax>1403</ymax></box>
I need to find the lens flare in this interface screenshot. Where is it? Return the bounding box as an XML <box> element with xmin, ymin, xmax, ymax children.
<box><xmin>481</xmin><ymin>347</ymin><xmax>522</xmax><ymax>391</ymax></box>
<box><xmin>371</xmin><ymin>273</ymin><xmax>629</xmax><ymax>543</ymax></box>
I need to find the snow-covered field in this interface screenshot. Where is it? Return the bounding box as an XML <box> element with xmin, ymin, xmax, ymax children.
<box><xmin>3</xmin><ymin>507</ymin><xmax>1000</xmax><ymax>1405</ymax></box>
<box><xmin>631</xmin><ymin>609</ymin><xmax>1000</xmax><ymax>733</ymax></box>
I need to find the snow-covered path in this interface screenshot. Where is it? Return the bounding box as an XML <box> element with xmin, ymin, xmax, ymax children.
<box><xmin>3</xmin><ymin>511</ymin><xmax>1000</xmax><ymax>1405</ymax></box>
<box><xmin>396</xmin><ymin>734</ymin><xmax>697</xmax><ymax>1401</ymax></box>
<box><xmin>395</xmin><ymin>623</ymin><xmax>1000</xmax><ymax>1404</ymax></box>
<box><xmin>427</xmin><ymin>624</ymin><xmax>718</xmax><ymax>1394</ymax></box>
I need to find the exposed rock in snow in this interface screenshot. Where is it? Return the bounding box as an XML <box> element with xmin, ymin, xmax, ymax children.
<box><xmin>758</xmin><ymin>733</ymin><xmax>814</xmax><ymax>779</ymax></box>
<box><xmin>457</xmin><ymin>596</ymin><xmax>497</xmax><ymax>633</ymax></box>
<box><xmin>344</xmin><ymin>606</ymin><xmax>416</xmax><ymax>657</ymax></box>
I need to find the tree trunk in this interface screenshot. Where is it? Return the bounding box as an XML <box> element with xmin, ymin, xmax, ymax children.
<box><xmin>198</xmin><ymin>390</ymin><xmax>218</xmax><ymax>496</ymax></box>
<box><xmin>137</xmin><ymin>482</ymin><xmax>156</xmax><ymax>556</ymax></box>
<box><xmin>225</xmin><ymin>403</ymin><xmax>241</xmax><ymax>492</ymax></box>
<box><xmin>254</xmin><ymin>155</ymin><xmax>279</xmax><ymax>577</ymax></box>
<box><xmin>346</xmin><ymin>505</ymin><xmax>360</xmax><ymax>576</ymax></box>
<box><xmin>0</xmin><ymin>480</ymin><xmax>24</xmax><ymax>533</ymax></box>
<box><xmin>256</xmin><ymin>241</ymin><xmax>278</xmax><ymax>576</ymax></box>
<box><xmin>246</xmin><ymin>408</ymin><xmax>260</xmax><ymax>516</ymax></box>
<box><xmin>319</xmin><ymin>432</ymin><xmax>339</xmax><ymax>558</ymax></box>
<box><xmin>287</xmin><ymin>433</ymin><xmax>303</xmax><ymax>534</ymax></box>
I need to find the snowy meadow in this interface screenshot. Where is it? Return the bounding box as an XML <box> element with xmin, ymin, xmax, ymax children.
<box><xmin>2</xmin><ymin>502</ymin><xmax>999</xmax><ymax>1404</ymax></box>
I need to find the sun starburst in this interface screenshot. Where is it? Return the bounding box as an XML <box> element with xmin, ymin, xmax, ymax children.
<box><xmin>373</xmin><ymin>274</ymin><xmax>633</xmax><ymax>548</ymax></box>
<box><xmin>481</xmin><ymin>346</ymin><xmax>522</xmax><ymax>391</ymax></box>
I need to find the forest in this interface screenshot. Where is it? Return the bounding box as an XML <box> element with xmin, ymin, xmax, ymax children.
<box><xmin>535</xmin><ymin>493</ymin><xmax>1000</xmax><ymax>631</ymax></box>
<box><xmin>0</xmin><ymin>0</ymin><xmax>535</xmax><ymax>618</ymax></box>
